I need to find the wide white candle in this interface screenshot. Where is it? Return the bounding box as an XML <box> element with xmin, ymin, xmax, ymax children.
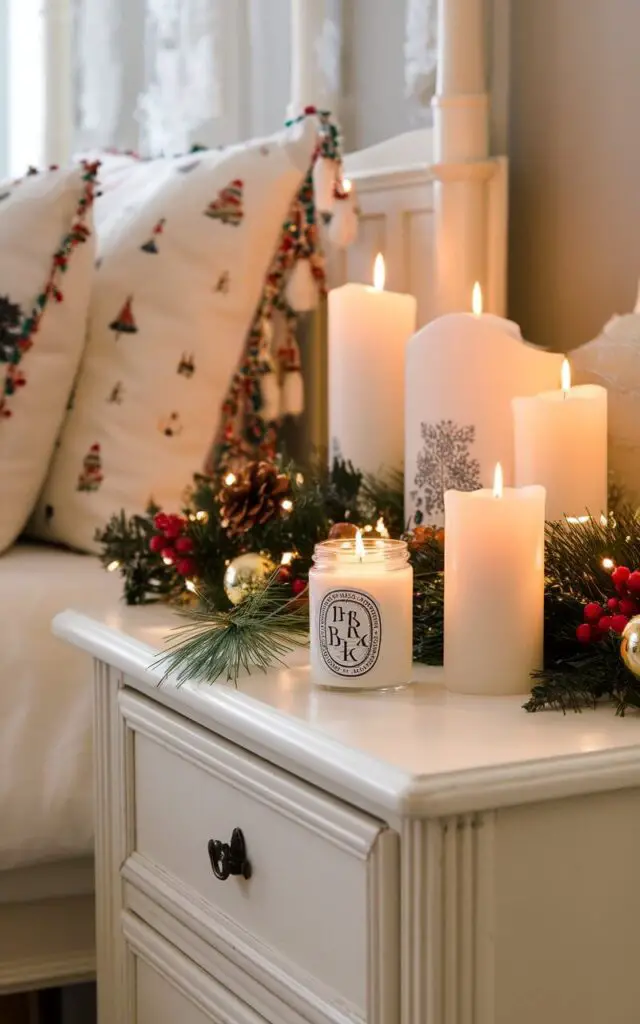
<box><xmin>329</xmin><ymin>255</ymin><xmax>417</xmax><ymax>474</ymax></box>
<box><xmin>309</xmin><ymin>533</ymin><xmax>413</xmax><ymax>690</ymax></box>
<box><xmin>513</xmin><ymin>359</ymin><xmax>608</xmax><ymax>521</ymax></box>
<box><xmin>444</xmin><ymin>466</ymin><xmax>545</xmax><ymax>695</ymax></box>
<box><xmin>405</xmin><ymin>286</ymin><xmax>562</xmax><ymax>528</ymax></box>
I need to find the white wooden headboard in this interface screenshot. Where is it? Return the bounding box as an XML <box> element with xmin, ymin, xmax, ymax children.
<box><xmin>289</xmin><ymin>0</ymin><xmax>507</xmax><ymax>327</ymax></box>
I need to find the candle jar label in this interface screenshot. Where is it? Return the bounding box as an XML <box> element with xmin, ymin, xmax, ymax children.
<box><xmin>318</xmin><ymin>588</ymin><xmax>382</xmax><ymax>678</ymax></box>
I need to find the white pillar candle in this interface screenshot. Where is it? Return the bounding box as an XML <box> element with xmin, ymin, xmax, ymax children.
<box><xmin>444</xmin><ymin>466</ymin><xmax>545</xmax><ymax>695</ymax></box>
<box><xmin>405</xmin><ymin>286</ymin><xmax>562</xmax><ymax>528</ymax></box>
<box><xmin>309</xmin><ymin>534</ymin><xmax>413</xmax><ymax>690</ymax></box>
<box><xmin>329</xmin><ymin>255</ymin><xmax>417</xmax><ymax>474</ymax></box>
<box><xmin>513</xmin><ymin>359</ymin><xmax>608</xmax><ymax>521</ymax></box>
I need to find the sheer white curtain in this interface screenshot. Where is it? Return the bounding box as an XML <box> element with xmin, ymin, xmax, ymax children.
<box><xmin>0</xmin><ymin>0</ymin><xmax>72</xmax><ymax>177</ymax></box>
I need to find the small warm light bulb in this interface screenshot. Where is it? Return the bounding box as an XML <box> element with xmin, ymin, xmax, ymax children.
<box><xmin>195</xmin><ymin>510</ymin><xmax>209</xmax><ymax>523</ymax></box>
<box><xmin>602</xmin><ymin>557</ymin><xmax>615</xmax><ymax>571</ymax></box>
<box><xmin>472</xmin><ymin>281</ymin><xmax>483</xmax><ymax>316</ymax></box>
<box><xmin>376</xmin><ymin>516</ymin><xmax>389</xmax><ymax>538</ymax></box>
<box><xmin>185</xmin><ymin>579</ymin><xmax>197</xmax><ymax>594</ymax></box>
<box><xmin>281</xmin><ymin>498</ymin><xmax>293</xmax><ymax>512</ymax></box>
<box><xmin>295</xmin><ymin>472</ymin><xmax>304</xmax><ymax>485</ymax></box>
<box><xmin>281</xmin><ymin>551</ymin><xmax>294</xmax><ymax>566</ymax></box>
<box><xmin>493</xmin><ymin>462</ymin><xmax>503</xmax><ymax>499</ymax></box>
<box><xmin>107</xmin><ymin>560</ymin><xmax>120</xmax><ymax>572</ymax></box>
<box><xmin>355</xmin><ymin>529</ymin><xmax>366</xmax><ymax>559</ymax></box>
<box><xmin>561</xmin><ymin>358</ymin><xmax>571</xmax><ymax>393</ymax></box>
<box><xmin>342</xmin><ymin>177</ymin><xmax>352</xmax><ymax>195</ymax></box>
<box><xmin>224</xmin><ymin>472</ymin><xmax>237</xmax><ymax>487</ymax></box>
<box><xmin>373</xmin><ymin>253</ymin><xmax>385</xmax><ymax>292</ymax></box>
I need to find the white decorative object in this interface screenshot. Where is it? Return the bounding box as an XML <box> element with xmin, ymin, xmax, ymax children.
<box><xmin>571</xmin><ymin>293</ymin><xmax>640</xmax><ymax>506</ymax></box>
<box><xmin>309</xmin><ymin>534</ymin><xmax>413</xmax><ymax>690</ymax></box>
<box><xmin>77</xmin><ymin>0</ymin><xmax>121</xmax><ymax>143</ymax></box>
<box><xmin>33</xmin><ymin>119</ymin><xmax>318</xmax><ymax>553</ymax></box>
<box><xmin>0</xmin><ymin>165</ymin><xmax>95</xmax><ymax>553</ymax></box>
<box><xmin>404</xmin><ymin>0</ymin><xmax>439</xmax><ymax>111</ymax></box>
<box><xmin>137</xmin><ymin>0</ymin><xmax>223</xmax><ymax>157</ymax></box>
<box><xmin>329</xmin><ymin>254</ymin><xmax>417</xmax><ymax>474</ymax></box>
<box><xmin>327</xmin><ymin>180</ymin><xmax>358</xmax><ymax>249</ymax></box>
<box><xmin>513</xmin><ymin>359</ymin><xmax>608</xmax><ymax>521</ymax></box>
<box><xmin>54</xmin><ymin>605</ymin><xmax>640</xmax><ymax>1024</ymax></box>
<box><xmin>405</xmin><ymin>310</ymin><xmax>563</xmax><ymax>527</ymax></box>
<box><xmin>444</xmin><ymin>465</ymin><xmax>545</xmax><ymax>695</ymax></box>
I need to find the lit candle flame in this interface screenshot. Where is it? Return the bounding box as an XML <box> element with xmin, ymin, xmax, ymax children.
<box><xmin>472</xmin><ymin>281</ymin><xmax>483</xmax><ymax>316</ymax></box>
<box><xmin>493</xmin><ymin>462</ymin><xmax>503</xmax><ymax>499</ymax></box>
<box><xmin>375</xmin><ymin>516</ymin><xmax>389</xmax><ymax>538</ymax></box>
<box><xmin>561</xmin><ymin>357</ymin><xmax>571</xmax><ymax>393</ymax></box>
<box><xmin>373</xmin><ymin>253</ymin><xmax>385</xmax><ymax>292</ymax></box>
<box><xmin>355</xmin><ymin>528</ymin><xmax>366</xmax><ymax>559</ymax></box>
<box><xmin>342</xmin><ymin>177</ymin><xmax>352</xmax><ymax>195</ymax></box>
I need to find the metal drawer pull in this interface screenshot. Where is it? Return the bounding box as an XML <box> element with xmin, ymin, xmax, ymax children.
<box><xmin>207</xmin><ymin>827</ymin><xmax>252</xmax><ymax>881</ymax></box>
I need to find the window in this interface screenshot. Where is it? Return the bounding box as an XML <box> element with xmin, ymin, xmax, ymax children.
<box><xmin>0</xmin><ymin>0</ymin><xmax>46</xmax><ymax>178</ymax></box>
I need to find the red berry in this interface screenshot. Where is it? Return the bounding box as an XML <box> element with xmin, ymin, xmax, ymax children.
<box><xmin>164</xmin><ymin>514</ymin><xmax>185</xmax><ymax>539</ymax></box>
<box><xmin>607</xmin><ymin>597</ymin><xmax>619</xmax><ymax>611</ymax></box>
<box><xmin>175</xmin><ymin>536</ymin><xmax>194</xmax><ymax>554</ymax></box>
<box><xmin>612</xmin><ymin>566</ymin><xmax>631</xmax><ymax>590</ymax></box>
<box><xmin>175</xmin><ymin>557</ymin><xmax>197</xmax><ymax>577</ymax></box>
<box><xmin>610</xmin><ymin>614</ymin><xmax>630</xmax><ymax>635</ymax></box>
<box><xmin>149</xmin><ymin>534</ymin><xmax>164</xmax><ymax>553</ymax></box>
<box><xmin>160</xmin><ymin>547</ymin><xmax>175</xmax><ymax>564</ymax></box>
<box><xmin>291</xmin><ymin>578</ymin><xmax>306</xmax><ymax>596</ymax></box>
<box><xmin>154</xmin><ymin>512</ymin><xmax>169</xmax><ymax>531</ymax></box>
<box><xmin>627</xmin><ymin>571</ymin><xmax>640</xmax><ymax>595</ymax></box>
<box><xmin>277</xmin><ymin>566</ymin><xmax>291</xmax><ymax>583</ymax></box>
<box><xmin>597</xmin><ymin>615</ymin><xmax>614</xmax><ymax>633</ymax></box>
<box><xmin>576</xmin><ymin>623</ymin><xmax>593</xmax><ymax>644</ymax></box>
<box><xmin>584</xmin><ymin>602</ymin><xmax>603</xmax><ymax>624</ymax></box>
<box><xmin>620</xmin><ymin>598</ymin><xmax>639</xmax><ymax>617</ymax></box>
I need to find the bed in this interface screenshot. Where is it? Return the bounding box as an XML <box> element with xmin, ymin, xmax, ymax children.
<box><xmin>0</xmin><ymin>0</ymin><xmax>507</xmax><ymax>996</ymax></box>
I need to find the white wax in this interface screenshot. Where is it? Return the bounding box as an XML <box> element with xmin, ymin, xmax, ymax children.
<box><xmin>444</xmin><ymin>485</ymin><xmax>545</xmax><ymax>695</ymax></box>
<box><xmin>513</xmin><ymin>385</ymin><xmax>608</xmax><ymax>521</ymax></box>
<box><xmin>329</xmin><ymin>283</ymin><xmax>417</xmax><ymax>474</ymax></box>
<box><xmin>405</xmin><ymin>314</ymin><xmax>562</xmax><ymax>527</ymax></box>
<box><xmin>310</xmin><ymin>555</ymin><xmax>413</xmax><ymax>690</ymax></box>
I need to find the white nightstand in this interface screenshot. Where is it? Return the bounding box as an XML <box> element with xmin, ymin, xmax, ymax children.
<box><xmin>55</xmin><ymin>607</ymin><xmax>640</xmax><ymax>1024</ymax></box>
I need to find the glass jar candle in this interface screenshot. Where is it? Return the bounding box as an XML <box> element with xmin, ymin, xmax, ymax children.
<box><xmin>309</xmin><ymin>534</ymin><xmax>413</xmax><ymax>690</ymax></box>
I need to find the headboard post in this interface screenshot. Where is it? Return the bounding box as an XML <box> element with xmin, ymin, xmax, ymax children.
<box><xmin>432</xmin><ymin>0</ymin><xmax>495</xmax><ymax>314</ymax></box>
<box><xmin>288</xmin><ymin>0</ymin><xmax>331</xmax><ymax>117</ymax></box>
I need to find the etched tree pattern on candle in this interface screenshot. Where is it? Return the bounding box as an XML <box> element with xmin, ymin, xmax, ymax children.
<box><xmin>411</xmin><ymin>419</ymin><xmax>482</xmax><ymax>520</ymax></box>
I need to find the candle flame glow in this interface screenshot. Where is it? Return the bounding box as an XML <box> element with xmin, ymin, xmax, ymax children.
<box><xmin>373</xmin><ymin>253</ymin><xmax>385</xmax><ymax>292</ymax></box>
<box><xmin>375</xmin><ymin>516</ymin><xmax>389</xmax><ymax>538</ymax></box>
<box><xmin>342</xmin><ymin>177</ymin><xmax>352</xmax><ymax>195</ymax></box>
<box><xmin>561</xmin><ymin>358</ymin><xmax>571</xmax><ymax>393</ymax></box>
<box><xmin>472</xmin><ymin>281</ymin><xmax>483</xmax><ymax>316</ymax></box>
<box><xmin>493</xmin><ymin>463</ymin><xmax>503</xmax><ymax>499</ymax></box>
<box><xmin>355</xmin><ymin>529</ymin><xmax>366</xmax><ymax>559</ymax></box>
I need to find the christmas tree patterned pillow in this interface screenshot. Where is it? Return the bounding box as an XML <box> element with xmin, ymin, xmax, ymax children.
<box><xmin>0</xmin><ymin>163</ymin><xmax>97</xmax><ymax>553</ymax></box>
<box><xmin>33</xmin><ymin>119</ymin><xmax>317</xmax><ymax>553</ymax></box>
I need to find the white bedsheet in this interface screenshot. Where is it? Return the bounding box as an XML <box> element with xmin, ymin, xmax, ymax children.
<box><xmin>0</xmin><ymin>543</ymin><xmax>123</xmax><ymax>870</ymax></box>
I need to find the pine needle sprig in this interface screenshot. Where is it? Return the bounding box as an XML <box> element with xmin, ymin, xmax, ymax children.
<box><xmin>155</xmin><ymin>574</ymin><xmax>310</xmax><ymax>687</ymax></box>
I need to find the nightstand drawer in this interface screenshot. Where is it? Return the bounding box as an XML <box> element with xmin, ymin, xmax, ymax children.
<box><xmin>121</xmin><ymin>691</ymin><xmax>399</xmax><ymax>1020</ymax></box>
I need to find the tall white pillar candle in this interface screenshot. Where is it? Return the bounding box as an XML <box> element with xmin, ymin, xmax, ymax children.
<box><xmin>329</xmin><ymin>255</ymin><xmax>417</xmax><ymax>474</ymax></box>
<box><xmin>444</xmin><ymin>467</ymin><xmax>545</xmax><ymax>695</ymax></box>
<box><xmin>310</xmin><ymin>535</ymin><xmax>413</xmax><ymax>690</ymax></box>
<box><xmin>405</xmin><ymin>301</ymin><xmax>562</xmax><ymax>527</ymax></box>
<box><xmin>513</xmin><ymin>359</ymin><xmax>608</xmax><ymax>521</ymax></box>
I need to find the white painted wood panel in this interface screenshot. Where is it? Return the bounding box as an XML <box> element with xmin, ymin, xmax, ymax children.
<box><xmin>493</xmin><ymin>789</ymin><xmax>640</xmax><ymax>1024</ymax></box>
<box><xmin>126</xmin><ymin>691</ymin><xmax>395</xmax><ymax>1015</ymax></box>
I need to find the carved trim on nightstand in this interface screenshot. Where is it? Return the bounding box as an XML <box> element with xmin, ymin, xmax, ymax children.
<box><xmin>401</xmin><ymin>813</ymin><xmax>496</xmax><ymax>1024</ymax></box>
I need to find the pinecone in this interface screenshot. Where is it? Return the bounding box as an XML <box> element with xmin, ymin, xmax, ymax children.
<box><xmin>219</xmin><ymin>461</ymin><xmax>292</xmax><ymax>537</ymax></box>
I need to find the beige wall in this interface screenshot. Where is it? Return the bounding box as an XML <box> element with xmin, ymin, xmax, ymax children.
<box><xmin>508</xmin><ymin>0</ymin><xmax>640</xmax><ymax>352</ymax></box>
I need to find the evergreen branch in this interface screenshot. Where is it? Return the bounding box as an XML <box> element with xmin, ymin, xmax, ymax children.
<box><xmin>156</xmin><ymin>575</ymin><xmax>310</xmax><ymax>687</ymax></box>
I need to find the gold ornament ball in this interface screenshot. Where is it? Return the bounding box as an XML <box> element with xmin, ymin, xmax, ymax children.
<box><xmin>223</xmin><ymin>553</ymin><xmax>274</xmax><ymax>606</ymax></box>
<box><xmin>328</xmin><ymin>522</ymin><xmax>358</xmax><ymax>540</ymax></box>
<box><xmin>621</xmin><ymin>615</ymin><xmax>640</xmax><ymax>678</ymax></box>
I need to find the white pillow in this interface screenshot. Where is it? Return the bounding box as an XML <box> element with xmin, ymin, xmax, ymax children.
<box><xmin>0</xmin><ymin>164</ymin><xmax>96</xmax><ymax>553</ymax></box>
<box><xmin>33</xmin><ymin>120</ymin><xmax>317</xmax><ymax>552</ymax></box>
